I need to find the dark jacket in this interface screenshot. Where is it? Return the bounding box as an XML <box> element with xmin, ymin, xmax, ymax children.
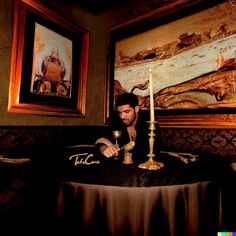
<box><xmin>105</xmin><ymin>111</ymin><xmax>161</xmax><ymax>164</ymax></box>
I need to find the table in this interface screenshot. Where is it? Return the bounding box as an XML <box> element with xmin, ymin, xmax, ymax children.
<box><xmin>57</xmin><ymin>150</ymin><xmax>233</xmax><ymax>236</ymax></box>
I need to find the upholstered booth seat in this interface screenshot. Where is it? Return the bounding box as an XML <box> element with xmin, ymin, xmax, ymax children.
<box><xmin>0</xmin><ymin>156</ymin><xmax>32</xmax><ymax>235</ymax></box>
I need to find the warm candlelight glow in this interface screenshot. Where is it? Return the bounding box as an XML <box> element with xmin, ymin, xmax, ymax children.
<box><xmin>149</xmin><ymin>69</ymin><xmax>155</xmax><ymax>122</ymax></box>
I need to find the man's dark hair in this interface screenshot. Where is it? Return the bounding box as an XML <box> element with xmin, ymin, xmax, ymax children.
<box><xmin>115</xmin><ymin>93</ymin><xmax>139</xmax><ymax>108</ymax></box>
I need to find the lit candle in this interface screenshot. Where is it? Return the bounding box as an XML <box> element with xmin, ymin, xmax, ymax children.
<box><xmin>149</xmin><ymin>69</ymin><xmax>155</xmax><ymax>122</ymax></box>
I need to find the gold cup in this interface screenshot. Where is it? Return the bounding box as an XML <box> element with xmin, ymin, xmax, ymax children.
<box><xmin>112</xmin><ymin>130</ymin><xmax>122</xmax><ymax>147</ymax></box>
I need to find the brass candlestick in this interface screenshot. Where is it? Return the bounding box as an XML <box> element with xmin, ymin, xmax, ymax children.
<box><xmin>138</xmin><ymin>69</ymin><xmax>164</xmax><ymax>170</ymax></box>
<box><xmin>138</xmin><ymin>121</ymin><xmax>164</xmax><ymax>170</ymax></box>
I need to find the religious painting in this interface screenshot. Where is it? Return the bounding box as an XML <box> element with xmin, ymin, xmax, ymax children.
<box><xmin>8</xmin><ymin>0</ymin><xmax>89</xmax><ymax>117</ymax></box>
<box><xmin>106</xmin><ymin>0</ymin><xmax>236</xmax><ymax>127</ymax></box>
<box><xmin>31</xmin><ymin>23</ymin><xmax>72</xmax><ymax>99</ymax></box>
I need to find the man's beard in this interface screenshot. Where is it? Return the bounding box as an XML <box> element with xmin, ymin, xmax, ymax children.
<box><xmin>122</xmin><ymin>113</ymin><xmax>136</xmax><ymax>127</ymax></box>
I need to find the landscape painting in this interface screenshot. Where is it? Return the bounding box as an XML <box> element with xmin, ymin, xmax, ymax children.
<box><xmin>113</xmin><ymin>0</ymin><xmax>236</xmax><ymax>111</ymax></box>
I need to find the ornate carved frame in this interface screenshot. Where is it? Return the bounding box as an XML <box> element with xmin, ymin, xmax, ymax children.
<box><xmin>105</xmin><ymin>0</ymin><xmax>236</xmax><ymax>128</ymax></box>
<box><xmin>8</xmin><ymin>0</ymin><xmax>90</xmax><ymax>117</ymax></box>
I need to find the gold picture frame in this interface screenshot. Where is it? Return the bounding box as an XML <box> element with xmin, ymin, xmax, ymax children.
<box><xmin>106</xmin><ymin>0</ymin><xmax>236</xmax><ymax>128</ymax></box>
<box><xmin>8</xmin><ymin>0</ymin><xmax>90</xmax><ymax>117</ymax></box>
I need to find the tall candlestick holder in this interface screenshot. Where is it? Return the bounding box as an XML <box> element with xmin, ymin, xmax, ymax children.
<box><xmin>138</xmin><ymin>120</ymin><xmax>164</xmax><ymax>170</ymax></box>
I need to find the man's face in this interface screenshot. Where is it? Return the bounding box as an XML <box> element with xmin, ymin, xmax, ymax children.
<box><xmin>117</xmin><ymin>104</ymin><xmax>139</xmax><ymax>127</ymax></box>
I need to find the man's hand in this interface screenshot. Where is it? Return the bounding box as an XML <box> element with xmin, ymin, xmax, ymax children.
<box><xmin>95</xmin><ymin>138</ymin><xmax>119</xmax><ymax>158</ymax></box>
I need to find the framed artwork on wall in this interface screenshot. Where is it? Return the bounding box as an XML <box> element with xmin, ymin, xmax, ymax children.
<box><xmin>106</xmin><ymin>0</ymin><xmax>236</xmax><ymax>127</ymax></box>
<box><xmin>8</xmin><ymin>0</ymin><xmax>90</xmax><ymax>117</ymax></box>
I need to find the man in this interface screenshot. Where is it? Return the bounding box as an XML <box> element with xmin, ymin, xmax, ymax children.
<box><xmin>96</xmin><ymin>92</ymin><xmax>160</xmax><ymax>163</ymax></box>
